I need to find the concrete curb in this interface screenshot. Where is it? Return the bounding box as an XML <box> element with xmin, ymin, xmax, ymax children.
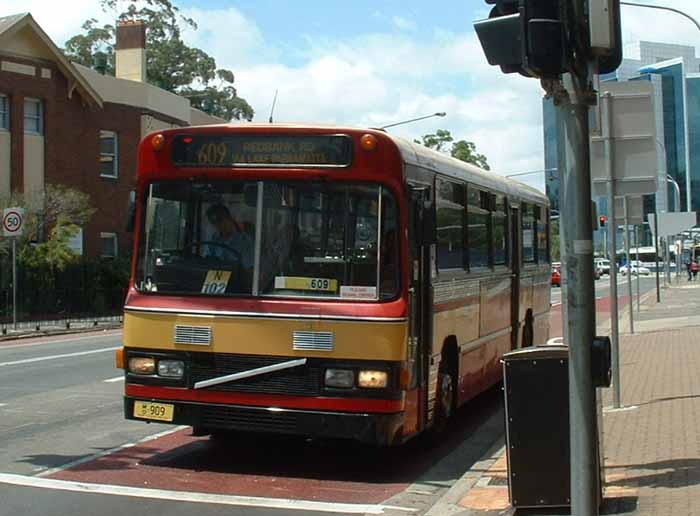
<box><xmin>423</xmin><ymin>441</ymin><xmax>506</xmax><ymax>516</ymax></box>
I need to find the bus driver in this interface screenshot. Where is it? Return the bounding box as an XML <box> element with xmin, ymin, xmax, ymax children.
<box><xmin>205</xmin><ymin>204</ymin><xmax>254</xmax><ymax>272</ymax></box>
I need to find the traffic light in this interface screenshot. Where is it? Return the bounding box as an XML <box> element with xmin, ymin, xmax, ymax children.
<box><xmin>474</xmin><ymin>0</ymin><xmax>567</xmax><ymax>79</ymax></box>
<box><xmin>599</xmin><ymin>215</ymin><xmax>607</xmax><ymax>228</ymax></box>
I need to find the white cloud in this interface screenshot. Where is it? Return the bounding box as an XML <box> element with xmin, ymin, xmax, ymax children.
<box><xmin>620</xmin><ymin>1</ymin><xmax>700</xmax><ymax>56</ymax></box>
<box><xmin>228</xmin><ymin>29</ymin><xmax>546</xmax><ymax>178</ymax></box>
<box><xmin>180</xmin><ymin>7</ymin><xmax>266</xmax><ymax>69</ymax></box>
<box><xmin>0</xmin><ymin>0</ymin><xmax>106</xmax><ymax>45</ymax></box>
<box><xmin>392</xmin><ymin>16</ymin><xmax>416</xmax><ymax>31</ymax></box>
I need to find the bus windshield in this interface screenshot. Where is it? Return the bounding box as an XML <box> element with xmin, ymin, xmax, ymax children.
<box><xmin>135</xmin><ymin>180</ymin><xmax>399</xmax><ymax>300</ymax></box>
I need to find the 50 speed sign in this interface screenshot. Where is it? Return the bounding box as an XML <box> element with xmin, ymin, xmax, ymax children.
<box><xmin>3</xmin><ymin>207</ymin><xmax>24</xmax><ymax>237</ymax></box>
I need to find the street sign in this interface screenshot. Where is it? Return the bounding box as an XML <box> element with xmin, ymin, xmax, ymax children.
<box><xmin>613</xmin><ymin>196</ymin><xmax>643</xmax><ymax>225</ymax></box>
<box><xmin>591</xmin><ymin>81</ymin><xmax>658</xmax><ymax>197</ymax></box>
<box><xmin>648</xmin><ymin>212</ymin><xmax>697</xmax><ymax>238</ymax></box>
<box><xmin>3</xmin><ymin>207</ymin><xmax>24</xmax><ymax>237</ymax></box>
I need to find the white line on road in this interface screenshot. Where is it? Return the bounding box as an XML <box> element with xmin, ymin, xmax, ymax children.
<box><xmin>103</xmin><ymin>375</ymin><xmax>125</xmax><ymax>383</ymax></box>
<box><xmin>0</xmin><ymin>474</ymin><xmax>416</xmax><ymax>514</ymax></box>
<box><xmin>0</xmin><ymin>332</ymin><xmax>122</xmax><ymax>351</ymax></box>
<box><xmin>0</xmin><ymin>347</ymin><xmax>120</xmax><ymax>368</ymax></box>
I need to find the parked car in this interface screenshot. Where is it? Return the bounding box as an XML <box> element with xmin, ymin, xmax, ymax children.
<box><xmin>551</xmin><ymin>265</ymin><xmax>561</xmax><ymax>287</ymax></box>
<box><xmin>594</xmin><ymin>258</ymin><xmax>611</xmax><ymax>276</ymax></box>
<box><xmin>619</xmin><ymin>262</ymin><xmax>651</xmax><ymax>276</ymax></box>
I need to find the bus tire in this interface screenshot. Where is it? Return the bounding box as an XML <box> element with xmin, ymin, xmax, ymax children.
<box><xmin>522</xmin><ymin>310</ymin><xmax>534</xmax><ymax>348</ymax></box>
<box><xmin>432</xmin><ymin>355</ymin><xmax>457</xmax><ymax>434</ymax></box>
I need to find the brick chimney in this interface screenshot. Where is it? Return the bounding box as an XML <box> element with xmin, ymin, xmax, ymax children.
<box><xmin>115</xmin><ymin>20</ymin><xmax>146</xmax><ymax>82</ymax></box>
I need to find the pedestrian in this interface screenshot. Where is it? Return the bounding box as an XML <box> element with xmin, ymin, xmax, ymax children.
<box><xmin>692</xmin><ymin>259</ymin><xmax>699</xmax><ymax>280</ymax></box>
<box><xmin>686</xmin><ymin>259</ymin><xmax>693</xmax><ymax>281</ymax></box>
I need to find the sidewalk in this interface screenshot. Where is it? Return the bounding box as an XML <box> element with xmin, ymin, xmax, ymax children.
<box><xmin>0</xmin><ymin>316</ymin><xmax>122</xmax><ymax>342</ymax></box>
<box><xmin>430</xmin><ymin>280</ymin><xmax>700</xmax><ymax>516</ymax></box>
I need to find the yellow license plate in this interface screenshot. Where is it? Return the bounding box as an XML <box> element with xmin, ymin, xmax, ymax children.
<box><xmin>133</xmin><ymin>401</ymin><xmax>174</xmax><ymax>422</ymax></box>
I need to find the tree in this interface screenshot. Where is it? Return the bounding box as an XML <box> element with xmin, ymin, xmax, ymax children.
<box><xmin>0</xmin><ymin>185</ymin><xmax>95</xmax><ymax>270</ymax></box>
<box><xmin>63</xmin><ymin>0</ymin><xmax>254</xmax><ymax>121</ymax></box>
<box><xmin>415</xmin><ymin>129</ymin><xmax>491</xmax><ymax>170</ymax></box>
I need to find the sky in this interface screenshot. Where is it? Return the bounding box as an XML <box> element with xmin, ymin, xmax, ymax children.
<box><xmin>3</xmin><ymin>0</ymin><xmax>700</xmax><ymax>192</ymax></box>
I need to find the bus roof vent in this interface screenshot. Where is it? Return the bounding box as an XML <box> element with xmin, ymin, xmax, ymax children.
<box><xmin>175</xmin><ymin>325</ymin><xmax>212</xmax><ymax>346</ymax></box>
<box><xmin>293</xmin><ymin>331</ymin><xmax>334</xmax><ymax>352</ymax></box>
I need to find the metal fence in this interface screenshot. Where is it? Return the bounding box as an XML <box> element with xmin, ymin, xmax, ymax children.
<box><xmin>0</xmin><ymin>258</ymin><xmax>129</xmax><ymax>326</ymax></box>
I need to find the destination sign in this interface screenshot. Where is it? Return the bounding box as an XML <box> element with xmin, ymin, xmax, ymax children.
<box><xmin>172</xmin><ymin>134</ymin><xmax>353</xmax><ymax>167</ymax></box>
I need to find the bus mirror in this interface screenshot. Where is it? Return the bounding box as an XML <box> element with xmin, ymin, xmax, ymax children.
<box><xmin>126</xmin><ymin>190</ymin><xmax>136</xmax><ymax>233</ymax></box>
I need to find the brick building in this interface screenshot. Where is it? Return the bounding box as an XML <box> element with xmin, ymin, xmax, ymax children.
<box><xmin>0</xmin><ymin>13</ymin><xmax>222</xmax><ymax>258</ymax></box>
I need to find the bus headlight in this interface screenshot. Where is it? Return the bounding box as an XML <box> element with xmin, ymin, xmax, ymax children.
<box><xmin>358</xmin><ymin>370</ymin><xmax>388</xmax><ymax>389</ymax></box>
<box><xmin>158</xmin><ymin>359</ymin><xmax>185</xmax><ymax>378</ymax></box>
<box><xmin>128</xmin><ymin>357</ymin><xmax>156</xmax><ymax>375</ymax></box>
<box><xmin>324</xmin><ymin>369</ymin><xmax>354</xmax><ymax>388</ymax></box>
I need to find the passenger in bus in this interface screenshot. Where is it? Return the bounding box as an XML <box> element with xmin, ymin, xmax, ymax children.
<box><xmin>205</xmin><ymin>204</ymin><xmax>254</xmax><ymax>273</ymax></box>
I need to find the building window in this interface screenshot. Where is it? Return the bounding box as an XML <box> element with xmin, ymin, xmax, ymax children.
<box><xmin>100</xmin><ymin>232</ymin><xmax>118</xmax><ymax>258</ymax></box>
<box><xmin>24</xmin><ymin>98</ymin><xmax>43</xmax><ymax>134</ymax></box>
<box><xmin>100</xmin><ymin>130</ymin><xmax>118</xmax><ymax>178</ymax></box>
<box><xmin>0</xmin><ymin>94</ymin><xmax>8</xmax><ymax>130</ymax></box>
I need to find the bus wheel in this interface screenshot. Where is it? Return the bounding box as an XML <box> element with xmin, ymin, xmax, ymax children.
<box><xmin>432</xmin><ymin>361</ymin><xmax>456</xmax><ymax>434</ymax></box>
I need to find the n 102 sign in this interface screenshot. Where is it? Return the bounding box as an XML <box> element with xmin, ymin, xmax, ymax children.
<box><xmin>3</xmin><ymin>207</ymin><xmax>24</xmax><ymax>237</ymax></box>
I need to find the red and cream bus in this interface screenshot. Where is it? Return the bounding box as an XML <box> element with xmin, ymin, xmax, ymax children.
<box><xmin>117</xmin><ymin>124</ymin><xmax>550</xmax><ymax>445</ymax></box>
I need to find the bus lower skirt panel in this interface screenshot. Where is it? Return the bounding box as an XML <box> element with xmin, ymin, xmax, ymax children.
<box><xmin>124</xmin><ymin>396</ymin><xmax>405</xmax><ymax>445</ymax></box>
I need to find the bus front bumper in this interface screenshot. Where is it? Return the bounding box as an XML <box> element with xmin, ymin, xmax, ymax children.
<box><xmin>124</xmin><ymin>396</ymin><xmax>405</xmax><ymax>446</ymax></box>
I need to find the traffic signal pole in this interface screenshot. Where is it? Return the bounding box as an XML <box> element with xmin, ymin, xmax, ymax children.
<box><xmin>558</xmin><ymin>61</ymin><xmax>599</xmax><ymax>514</ymax></box>
<box><xmin>475</xmin><ymin>1</ymin><xmax>621</xmax><ymax>513</ymax></box>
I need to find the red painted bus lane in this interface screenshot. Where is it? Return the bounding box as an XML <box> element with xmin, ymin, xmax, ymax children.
<box><xmin>47</xmin><ymin>428</ymin><xmax>417</xmax><ymax>504</ymax></box>
<box><xmin>550</xmin><ymin>292</ymin><xmax>632</xmax><ymax>339</ymax></box>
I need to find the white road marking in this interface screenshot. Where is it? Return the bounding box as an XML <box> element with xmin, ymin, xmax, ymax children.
<box><xmin>0</xmin><ymin>474</ymin><xmax>416</xmax><ymax>514</ymax></box>
<box><xmin>0</xmin><ymin>403</ymin><xmax>7</xmax><ymax>407</ymax></box>
<box><xmin>103</xmin><ymin>376</ymin><xmax>125</xmax><ymax>383</ymax></box>
<box><xmin>0</xmin><ymin>332</ymin><xmax>122</xmax><ymax>351</ymax></box>
<box><xmin>0</xmin><ymin>347</ymin><xmax>120</xmax><ymax>368</ymax></box>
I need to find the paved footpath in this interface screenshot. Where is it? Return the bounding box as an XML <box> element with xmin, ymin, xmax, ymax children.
<box><xmin>429</xmin><ymin>280</ymin><xmax>700</xmax><ymax>516</ymax></box>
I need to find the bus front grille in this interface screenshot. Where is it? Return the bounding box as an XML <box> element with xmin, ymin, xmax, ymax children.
<box><xmin>188</xmin><ymin>353</ymin><xmax>321</xmax><ymax>396</ymax></box>
<box><xmin>200</xmin><ymin>405</ymin><xmax>298</xmax><ymax>434</ymax></box>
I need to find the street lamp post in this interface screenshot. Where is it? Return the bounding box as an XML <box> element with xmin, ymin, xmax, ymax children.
<box><xmin>667</xmin><ymin>174</ymin><xmax>681</xmax><ymax>212</ymax></box>
<box><xmin>379</xmin><ymin>112</ymin><xmax>446</xmax><ymax>129</ymax></box>
<box><xmin>621</xmin><ymin>2</ymin><xmax>700</xmax><ymax>33</ymax></box>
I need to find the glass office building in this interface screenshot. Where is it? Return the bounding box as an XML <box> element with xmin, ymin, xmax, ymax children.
<box><xmin>543</xmin><ymin>42</ymin><xmax>700</xmax><ymax>248</ymax></box>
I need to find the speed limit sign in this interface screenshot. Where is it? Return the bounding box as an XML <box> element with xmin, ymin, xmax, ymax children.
<box><xmin>3</xmin><ymin>207</ymin><xmax>24</xmax><ymax>237</ymax></box>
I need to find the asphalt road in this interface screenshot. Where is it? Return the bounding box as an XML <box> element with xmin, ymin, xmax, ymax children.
<box><xmin>550</xmin><ymin>274</ymin><xmax>660</xmax><ymax>307</ymax></box>
<box><xmin>0</xmin><ymin>329</ymin><xmax>505</xmax><ymax>516</ymax></box>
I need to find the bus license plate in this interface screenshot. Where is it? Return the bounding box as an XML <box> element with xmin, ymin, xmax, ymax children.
<box><xmin>133</xmin><ymin>401</ymin><xmax>174</xmax><ymax>422</ymax></box>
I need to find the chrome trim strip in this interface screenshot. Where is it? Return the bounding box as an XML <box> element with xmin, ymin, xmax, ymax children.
<box><xmin>194</xmin><ymin>358</ymin><xmax>307</xmax><ymax>390</ymax></box>
<box><xmin>124</xmin><ymin>305</ymin><xmax>407</xmax><ymax>323</ymax></box>
<box><xmin>459</xmin><ymin>327</ymin><xmax>513</xmax><ymax>353</ymax></box>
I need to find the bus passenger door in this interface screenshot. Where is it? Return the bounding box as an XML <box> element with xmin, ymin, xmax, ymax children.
<box><xmin>408</xmin><ymin>185</ymin><xmax>433</xmax><ymax>433</ymax></box>
<box><xmin>510</xmin><ymin>206</ymin><xmax>520</xmax><ymax>350</ymax></box>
